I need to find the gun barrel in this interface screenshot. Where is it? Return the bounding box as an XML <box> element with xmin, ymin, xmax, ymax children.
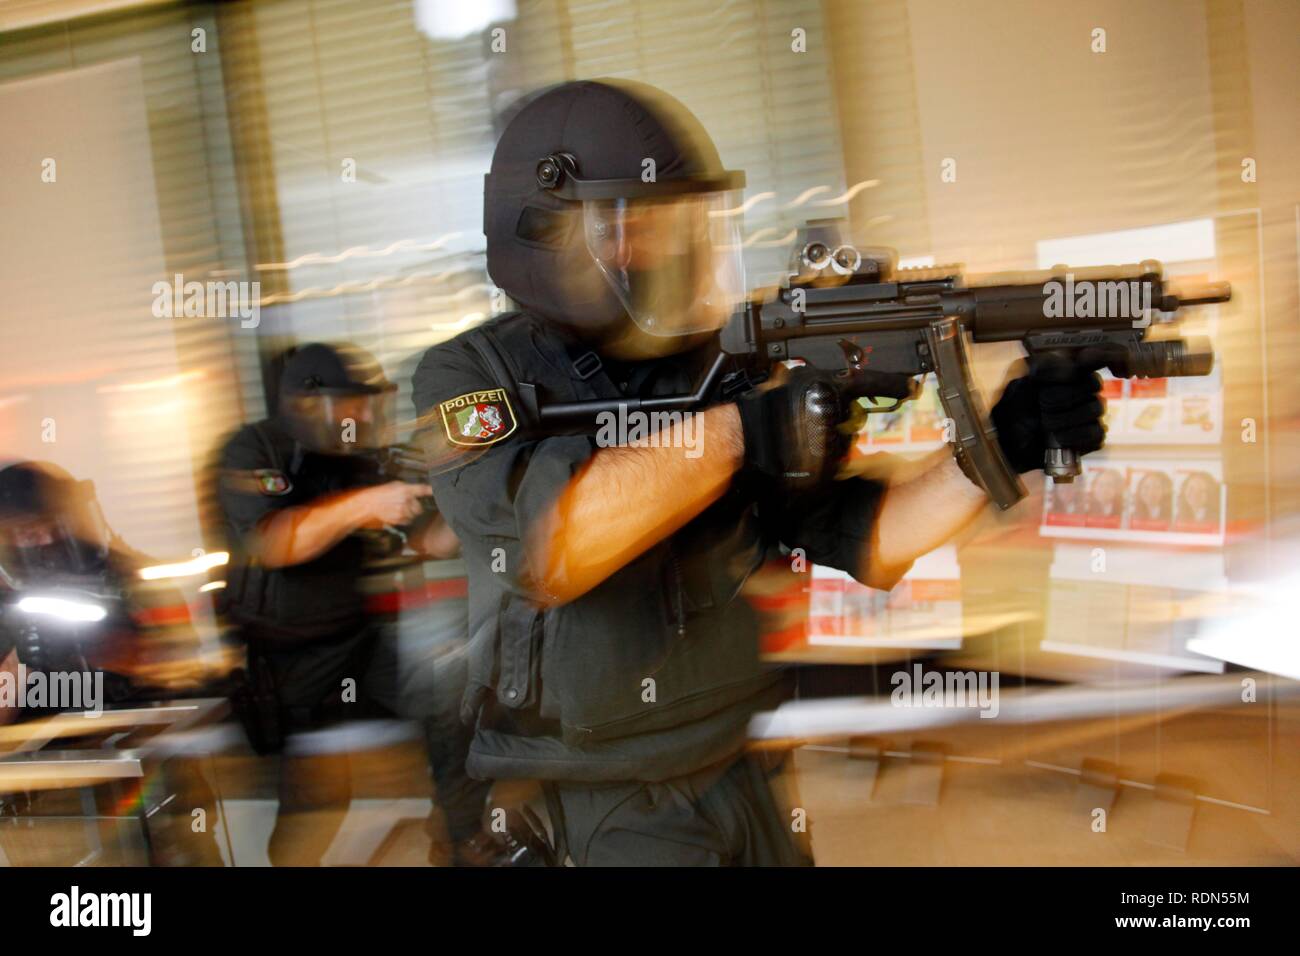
<box><xmin>966</xmin><ymin>279</ymin><xmax>1160</xmax><ymax>342</ymax></box>
<box><xmin>1170</xmin><ymin>280</ymin><xmax>1232</xmax><ymax>307</ymax></box>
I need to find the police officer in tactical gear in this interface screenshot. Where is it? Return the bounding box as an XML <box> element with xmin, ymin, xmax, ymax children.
<box><xmin>0</xmin><ymin>462</ymin><xmax>125</xmax><ymax>704</ymax></box>
<box><xmin>0</xmin><ymin>460</ymin><xmax>194</xmax><ymax>707</ymax></box>
<box><xmin>216</xmin><ymin>342</ymin><xmax>486</xmax><ymax>866</ymax></box>
<box><xmin>0</xmin><ymin>460</ymin><xmax>223</xmax><ymax>865</ymax></box>
<box><xmin>411</xmin><ymin>80</ymin><xmax>1107</xmax><ymax>866</ymax></box>
<box><xmin>0</xmin><ymin>462</ymin><xmax>110</xmax><ymax>578</ymax></box>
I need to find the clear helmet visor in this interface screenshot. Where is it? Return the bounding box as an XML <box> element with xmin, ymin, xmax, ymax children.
<box><xmin>282</xmin><ymin>389</ymin><xmax>396</xmax><ymax>454</ymax></box>
<box><xmin>582</xmin><ymin>191</ymin><xmax>746</xmax><ymax>338</ymax></box>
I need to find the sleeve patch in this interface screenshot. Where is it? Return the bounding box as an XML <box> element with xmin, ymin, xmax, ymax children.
<box><xmin>439</xmin><ymin>389</ymin><xmax>518</xmax><ymax>446</ymax></box>
<box><xmin>223</xmin><ymin>468</ymin><xmax>293</xmax><ymax>496</ymax></box>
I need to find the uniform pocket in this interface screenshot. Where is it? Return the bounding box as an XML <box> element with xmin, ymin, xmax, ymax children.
<box><xmin>495</xmin><ymin>592</ymin><xmax>543</xmax><ymax>710</ymax></box>
<box><xmin>539</xmin><ymin>579</ymin><xmax>771</xmax><ymax>745</ymax></box>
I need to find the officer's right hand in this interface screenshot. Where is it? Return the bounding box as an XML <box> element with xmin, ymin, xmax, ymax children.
<box><xmin>734</xmin><ymin>365</ymin><xmax>855</xmax><ymax>493</ymax></box>
<box><xmin>361</xmin><ymin>481</ymin><xmax>433</xmax><ymax>526</ymax></box>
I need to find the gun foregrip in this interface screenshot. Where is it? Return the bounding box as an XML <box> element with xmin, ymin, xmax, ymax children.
<box><xmin>926</xmin><ymin>318</ymin><xmax>1027</xmax><ymax>511</ymax></box>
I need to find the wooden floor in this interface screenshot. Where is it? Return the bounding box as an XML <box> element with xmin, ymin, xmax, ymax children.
<box><xmin>789</xmin><ymin>704</ymin><xmax>1299</xmax><ymax>866</ymax></box>
<box><xmin>4</xmin><ymin>700</ymin><xmax>1291</xmax><ymax>866</ymax></box>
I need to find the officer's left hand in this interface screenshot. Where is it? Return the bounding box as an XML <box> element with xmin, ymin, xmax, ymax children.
<box><xmin>990</xmin><ymin>355</ymin><xmax>1107</xmax><ymax>474</ymax></box>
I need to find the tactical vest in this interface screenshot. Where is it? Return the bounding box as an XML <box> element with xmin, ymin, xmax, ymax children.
<box><xmin>220</xmin><ymin>422</ymin><xmax>369</xmax><ymax>643</ymax></box>
<box><xmin>451</xmin><ymin>314</ymin><xmax>782</xmax><ymax>779</ymax></box>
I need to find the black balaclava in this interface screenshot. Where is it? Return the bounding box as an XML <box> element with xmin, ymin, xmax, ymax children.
<box><xmin>0</xmin><ymin>461</ymin><xmax>108</xmax><ymax>578</ymax></box>
<box><xmin>484</xmin><ymin>79</ymin><xmax>736</xmax><ymax>345</ymax></box>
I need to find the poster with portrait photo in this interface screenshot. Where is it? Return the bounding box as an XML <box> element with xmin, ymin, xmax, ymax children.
<box><xmin>1173</xmin><ymin>468</ymin><xmax>1222</xmax><ymax>534</ymax></box>
<box><xmin>1126</xmin><ymin>466</ymin><xmax>1174</xmax><ymax>531</ymax></box>
<box><xmin>1043</xmin><ymin>476</ymin><xmax>1087</xmax><ymax>527</ymax></box>
<box><xmin>1084</xmin><ymin>464</ymin><xmax>1126</xmax><ymax>528</ymax></box>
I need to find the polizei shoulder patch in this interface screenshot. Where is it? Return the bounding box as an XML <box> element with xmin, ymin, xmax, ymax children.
<box><xmin>439</xmin><ymin>389</ymin><xmax>517</xmax><ymax>446</ymax></box>
<box><xmin>254</xmin><ymin>469</ymin><xmax>292</xmax><ymax>496</ymax></box>
<box><xmin>222</xmin><ymin>468</ymin><xmax>293</xmax><ymax>497</ymax></box>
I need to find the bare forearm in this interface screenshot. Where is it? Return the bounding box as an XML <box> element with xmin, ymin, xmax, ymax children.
<box><xmin>255</xmin><ymin>492</ymin><xmax>369</xmax><ymax>568</ymax></box>
<box><xmin>414</xmin><ymin>513</ymin><xmax>461</xmax><ymax>559</ymax></box>
<box><xmin>535</xmin><ymin>404</ymin><xmax>743</xmax><ymax>604</ymax></box>
<box><xmin>867</xmin><ymin>451</ymin><xmax>989</xmax><ymax>587</ymax></box>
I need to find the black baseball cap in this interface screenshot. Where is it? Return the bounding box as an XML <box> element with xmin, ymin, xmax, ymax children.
<box><xmin>278</xmin><ymin>343</ymin><xmax>393</xmax><ymax>397</ymax></box>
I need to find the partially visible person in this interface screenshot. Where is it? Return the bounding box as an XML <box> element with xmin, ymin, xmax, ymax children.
<box><xmin>409</xmin><ymin>80</ymin><xmax>1109</xmax><ymax>866</ymax></box>
<box><xmin>214</xmin><ymin>342</ymin><xmax>489</xmax><ymax>866</ymax></box>
<box><xmin>0</xmin><ymin>460</ymin><xmax>222</xmax><ymax>864</ymax></box>
<box><xmin>1086</xmin><ymin>467</ymin><xmax>1125</xmax><ymax>524</ymax></box>
<box><xmin>1130</xmin><ymin>469</ymin><xmax>1173</xmax><ymax>528</ymax></box>
<box><xmin>1046</xmin><ymin>478</ymin><xmax>1083</xmax><ymax>517</ymax></box>
<box><xmin>1175</xmin><ymin>470</ymin><xmax>1221</xmax><ymax>530</ymax></box>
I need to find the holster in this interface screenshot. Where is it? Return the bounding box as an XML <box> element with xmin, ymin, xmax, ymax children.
<box><xmin>231</xmin><ymin>646</ymin><xmax>284</xmax><ymax>756</ymax></box>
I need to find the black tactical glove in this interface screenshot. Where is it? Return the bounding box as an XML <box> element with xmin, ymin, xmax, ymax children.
<box><xmin>735</xmin><ymin>366</ymin><xmax>854</xmax><ymax>492</ymax></box>
<box><xmin>990</xmin><ymin>354</ymin><xmax>1107</xmax><ymax>474</ymax></box>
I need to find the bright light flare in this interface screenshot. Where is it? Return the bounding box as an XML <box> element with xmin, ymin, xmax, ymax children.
<box><xmin>138</xmin><ymin>551</ymin><xmax>228</xmax><ymax>581</ymax></box>
<box><xmin>15</xmin><ymin>596</ymin><xmax>107</xmax><ymax>623</ymax></box>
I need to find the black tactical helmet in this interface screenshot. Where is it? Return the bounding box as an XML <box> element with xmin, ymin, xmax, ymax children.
<box><xmin>0</xmin><ymin>460</ymin><xmax>64</xmax><ymax>523</ymax></box>
<box><xmin>484</xmin><ymin>80</ymin><xmax>747</xmax><ymax>345</ymax></box>
<box><xmin>0</xmin><ymin>461</ymin><xmax>109</xmax><ymax>579</ymax></box>
<box><xmin>276</xmin><ymin>343</ymin><xmax>395</xmax><ymax>454</ymax></box>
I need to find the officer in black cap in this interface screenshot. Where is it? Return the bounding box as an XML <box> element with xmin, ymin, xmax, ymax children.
<box><xmin>216</xmin><ymin>342</ymin><xmax>489</xmax><ymax>866</ymax></box>
<box><xmin>411</xmin><ymin>80</ymin><xmax>1106</xmax><ymax>865</ymax></box>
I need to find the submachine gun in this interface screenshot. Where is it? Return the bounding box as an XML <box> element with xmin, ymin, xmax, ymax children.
<box><xmin>524</xmin><ymin>221</ymin><xmax>1230</xmax><ymax>509</ymax></box>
